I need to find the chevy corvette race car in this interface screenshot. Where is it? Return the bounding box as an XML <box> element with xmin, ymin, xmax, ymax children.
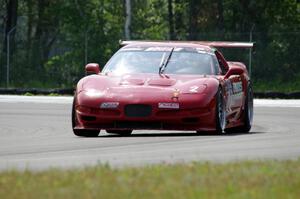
<box><xmin>72</xmin><ymin>41</ymin><xmax>254</xmax><ymax>137</ymax></box>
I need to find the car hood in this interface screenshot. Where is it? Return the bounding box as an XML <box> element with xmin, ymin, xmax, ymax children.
<box><xmin>77</xmin><ymin>73</ymin><xmax>220</xmax><ymax>108</ymax></box>
<box><xmin>80</xmin><ymin>73</ymin><xmax>215</xmax><ymax>94</ymax></box>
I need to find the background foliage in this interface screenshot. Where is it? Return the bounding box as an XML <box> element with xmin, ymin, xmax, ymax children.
<box><xmin>0</xmin><ymin>0</ymin><xmax>299</xmax><ymax>91</ymax></box>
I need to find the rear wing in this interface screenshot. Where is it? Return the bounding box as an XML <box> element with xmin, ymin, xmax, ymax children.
<box><xmin>191</xmin><ymin>41</ymin><xmax>254</xmax><ymax>49</ymax></box>
<box><xmin>119</xmin><ymin>40</ymin><xmax>254</xmax><ymax>49</ymax></box>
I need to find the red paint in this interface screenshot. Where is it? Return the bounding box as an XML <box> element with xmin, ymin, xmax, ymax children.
<box><xmin>73</xmin><ymin>41</ymin><xmax>252</xmax><ymax>132</ymax></box>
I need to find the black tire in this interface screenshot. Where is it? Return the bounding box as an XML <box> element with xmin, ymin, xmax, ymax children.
<box><xmin>215</xmin><ymin>88</ymin><xmax>226</xmax><ymax>134</ymax></box>
<box><xmin>72</xmin><ymin>97</ymin><xmax>100</xmax><ymax>137</ymax></box>
<box><xmin>106</xmin><ymin>130</ymin><xmax>133</xmax><ymax>136</ymax></box>
<box><xmin>240</xmin><ymin>83</ymin><xmax>253</xmax><ymax>132</ymax></box>
<box><xmin>225</xmin><ymin>83</ymin><xmax>253</xmax><ymax>133</ymax></box>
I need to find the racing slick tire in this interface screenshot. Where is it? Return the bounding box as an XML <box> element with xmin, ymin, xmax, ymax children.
<box><xmin>72</xmin><ymin>97</ymin><xmax>100</xmax><ymax>137</ymax></box>
<box><xmin>225</xmin><ymin>83</ymin><xmax>253</xmax><ymax>134</ymax></box>
<box><xmin>106</xmin><ymin>130</ymin><xmax>133</xmax><ymax>136</ymax></box>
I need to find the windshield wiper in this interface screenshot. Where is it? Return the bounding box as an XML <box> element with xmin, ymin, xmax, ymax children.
<box><xmin>159</xmin><ymin>48</ymin><xmax>174</xmax><ymax>74</ymax></box>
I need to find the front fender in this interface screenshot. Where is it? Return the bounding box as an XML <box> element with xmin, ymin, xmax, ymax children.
<box><xmin>204</xmin><ymin>77</ymin><xmax>220</xmax><ymax>99</ymax></box>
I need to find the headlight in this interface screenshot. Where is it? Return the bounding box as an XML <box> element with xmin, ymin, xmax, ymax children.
<box><xmin>85</xmin><ymin>89</ymin><xmax>104</xmax><ymax>97</ymax></box>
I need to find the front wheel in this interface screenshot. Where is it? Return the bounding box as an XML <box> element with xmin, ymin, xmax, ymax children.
<box><xmin>72</xmin><ymin>97</ymin><xmax>100</xmax><ymax>137</ymax></box>
<box><xmin>215</xmin><ymin>88</ymin><xmax>226</xmax><ymax>134</ymax></box>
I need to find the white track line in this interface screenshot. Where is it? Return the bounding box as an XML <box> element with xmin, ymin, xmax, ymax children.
<box><xmin>0</xmin><ymin>95</ymin><xmax>72</xmax><ymax>104</ymax></box>
<box><xmin>254</xmin><ymin>99</ymin><xmax>300</xmax><ymax>107</ymax></box>
<box><xmin>0</xmin><ymin>95</ymin><xmax>300</xmax><ymax>107</ymax></box>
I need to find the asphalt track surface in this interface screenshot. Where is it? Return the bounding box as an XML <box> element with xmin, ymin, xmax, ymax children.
<box><xmin>0</xmin><ymin>95</ymin><xmax>300</xmax><ymax>171</ymax></box>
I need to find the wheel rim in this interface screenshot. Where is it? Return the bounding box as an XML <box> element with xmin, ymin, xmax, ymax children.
<box><xmin>218</xmin><ymin>92</ymin><xmax>226</xmax><ymax>131</ymax></box>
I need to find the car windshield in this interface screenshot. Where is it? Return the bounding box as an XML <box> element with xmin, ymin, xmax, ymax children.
<box><xmin>103</xmin><ymin>47</ymin><xmax>215</xmax><ymax>75</ymax></box>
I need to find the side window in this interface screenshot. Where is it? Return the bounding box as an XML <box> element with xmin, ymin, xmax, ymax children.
<box><xmin>215</xmin><ymin>51</ymin><xmax>227</xmax><ymax>75</ymax></box>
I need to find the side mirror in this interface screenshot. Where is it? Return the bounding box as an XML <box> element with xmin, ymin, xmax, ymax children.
<box><xmin>85</xmin><ymin>63</ymin><xmax>100</xmax><ymax>75</ymax></box>
<box><xmin>224</xmin><ymin>66</ymin><xmax>244</xmax><ymax>79</ymax></box>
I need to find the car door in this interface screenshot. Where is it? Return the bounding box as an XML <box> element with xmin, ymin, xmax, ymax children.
<box><xmin>227</xmin><ymin>74</ymin><xmax>243</xmax><ymax>111</ymax></box>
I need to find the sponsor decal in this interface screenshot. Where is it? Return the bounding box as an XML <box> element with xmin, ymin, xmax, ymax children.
<box><xmin>122</xmin><ymin>47</ymin><xmax>143</xmax><ymax>51</ymax></box>
<box><xmin>145</xmin><ymin>47</ymin><xmax>173</xmax><ymax>51</ymax></box>
<box><xmin>224</xmin><ymin>80</ymin><xmax>233</xmax><ymax>95</ymax></box>
<box><xmin>173</xmin><ymin>48</ymin><xmax>184</xmax><ymax>51</ymax></box>
<box><xmin>100</xmin><ymin>102</ymin><xmax>119</xmax><ymax>109</ymax></box>
<box><xmin>158</xmin><ymin>102</ymin><xmax>179</xmax><ymax>109</ymax></box>
<box><xmin>189</xmin><ymin>86</ymin><xmax>199</xmax><ymax>93</ymax></box>
<box><xmin>195</xmin><ymin>48</ymin><xmax>214</xmax><ymax>55</ymax></box>
<box><xmin>232</xmin><ymin>82</ymin><xmax>243</xmax><ymax>93</ymax></box>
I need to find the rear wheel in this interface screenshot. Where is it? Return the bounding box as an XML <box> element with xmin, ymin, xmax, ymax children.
<box><xmin>72</xmin><ymin>97</ymin><xmax>100</xmax><ymax>137</ymax></box>
<box><xmin>106</xmin><ymin>130</ymin><xmax>133</xmax><ymax>136</ymax></box>
<box><xmin>240</xmin><ymin>83</ymin><xmax>253</xmax><ymax>132</ymax></box>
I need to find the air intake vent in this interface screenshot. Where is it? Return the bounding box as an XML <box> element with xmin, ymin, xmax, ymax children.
<box><xmin>124</xmin><ymin>104</ymin><xmax>152</xmax><ymax>117</ymax></box>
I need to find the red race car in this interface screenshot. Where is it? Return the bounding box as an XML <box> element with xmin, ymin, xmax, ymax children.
<box><xmin>72</xmin><ymin>41</ymin><xmax>254</xmax><ymax>137</ymax></box>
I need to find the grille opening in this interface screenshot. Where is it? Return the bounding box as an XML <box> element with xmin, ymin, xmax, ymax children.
<box><xmin>182</xmin><ymin>117</ymin><xmax>199</xmax><ymax>123</ymax></box>
<box><xmin>124</xmin><ymin>104</ymin><xmax>152</xmax><ymax>117</ymax></box>
<box><xmin>81</xmin><ymin>115</ymin><xmax>96</xmax><ymax>121</ymax></box>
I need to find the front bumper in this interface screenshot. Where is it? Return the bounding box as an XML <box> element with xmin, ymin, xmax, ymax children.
<box><xmin>74</xmin><ymin>96</ymin><xmax>217</xmax><ymax>131</ymax></box>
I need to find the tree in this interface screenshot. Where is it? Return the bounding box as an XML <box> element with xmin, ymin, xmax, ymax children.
<box><xmin>174</xmin><ymin>0</ymin><xmax>187</xmax><ymax>40</ymax></box>
<box><xmin>216</xmin><ymin>0</ymin><xmax>224</xmax><ymax>35</ymax></box>
<box><xmin>168</xmin><ymin>0</ymin><xmax>175</xmax><ymax>40</ymax></box>
<box><xmin>30</xmin><ymin>0</ymin><xmax>59</xmax><ymax>74</ymax></box>
<box><xmin>188</xmin><ymin>0</ymin><xmax>201</xmax><ymax>40</ymax></box>
<box><xmin>124</xmin><ymin>0</ymin><xmax>131</xmax><ymax>39</ymax></box>
<box><xmin>3</xmin><ymin>0</ymin><xmax>18</xmax><ymax>53</ymax></box>
<box><xmin>0</xmin><ymin>0</ymin><xmax>299</xmax><ymax>89</ymax></box>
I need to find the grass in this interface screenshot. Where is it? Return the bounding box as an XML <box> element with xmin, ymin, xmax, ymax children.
<box><xmin>0</xmin><ymin>160</ymin><xmax>300</xmax><ymax>199</ymax></box>
<box><xmin>24</xmin><ymin>92</ymin><xmax>34</xmax><ymax>96</ymax></box>
<box><xmin>22</xmin><ymin>93</ymin><xmax>62</xmax><ymax>96</ymax></box>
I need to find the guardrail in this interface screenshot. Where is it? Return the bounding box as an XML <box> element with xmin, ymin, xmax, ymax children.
<box><xmin>0</xmin><ymin>88</ymin><xmax>300</xmax><ymax>99</ymax></box>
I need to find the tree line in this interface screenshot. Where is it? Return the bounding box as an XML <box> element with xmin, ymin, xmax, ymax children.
<box><xmin>0</xmin><ymin>0</ymin><xmax>299</xmax><ymax>89</ymax></box>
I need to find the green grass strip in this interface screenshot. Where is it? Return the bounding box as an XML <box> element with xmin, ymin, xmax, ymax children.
<box><xmin>1</xmin><ymin>159</ymin><xmax>300</xmax><ymax>199</ymax></box>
